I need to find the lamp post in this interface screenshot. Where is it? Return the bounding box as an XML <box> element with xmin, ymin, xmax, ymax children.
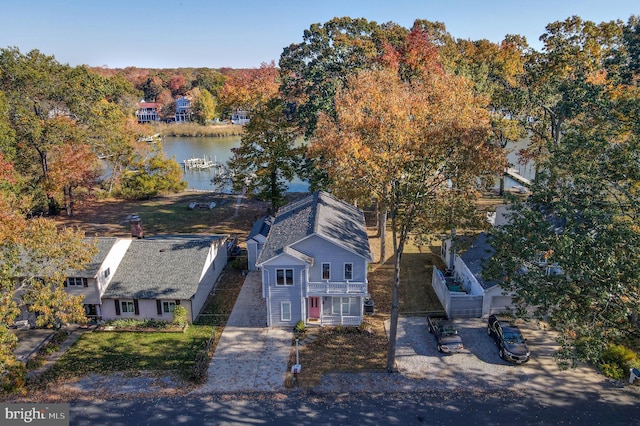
<box><xmin>291</xmin><ymin>330</ymin><xmax>302</xmax><ymax>375</ymax></box>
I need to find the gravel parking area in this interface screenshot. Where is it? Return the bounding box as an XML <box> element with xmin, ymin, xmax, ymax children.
<box><xmin>314</xmin><ymin>317</ymin><xmax>640</xmax><ymax>404</ymax></box>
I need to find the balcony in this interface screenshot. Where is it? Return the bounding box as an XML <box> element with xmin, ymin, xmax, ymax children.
<box><xmin>307</xmin><ymin>281</ymin><xmax>367</xmax><ymax>295</ymax></box>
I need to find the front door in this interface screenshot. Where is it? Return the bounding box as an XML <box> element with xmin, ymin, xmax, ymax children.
<box><xmin>309</xmin><ymin>297</ymin><xmax>320</xmax><ymax>319</ymax></box>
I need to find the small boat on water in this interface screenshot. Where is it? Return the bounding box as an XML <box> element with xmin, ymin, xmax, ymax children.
<box><xmin>138</xmin><ymin>133</ymin><xmax>162</xmax><ymax>143</ymax></box>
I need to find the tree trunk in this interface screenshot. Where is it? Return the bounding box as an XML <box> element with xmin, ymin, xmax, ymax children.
<box><xmin>373</xmin><ymin>201</ymin><xmax>381</xmax><ymax>237</ymax></box>
<box><xmin>449</xmin><ymin>227</ymin><xmax>457</xmax><ymax>271</ymax></box>
<box><xmin>499</xmin><ymin>169</ymin><xmax>506</xmax><ymax>196</ymax></box>
<box><xmin>64</xmin><ymin>186</ymin><xmax>71</xmax><ymax>216</ymax></box>
<box><xmin>386</xmin><ymin>218</ymin><xmax>402</xmax><ymax>372</ymax></box>
<box><xmin>379</xmin><ymin>210</ymin><xmax>387</xmax><ymax>264</ymax></box>
<box><xmin>68</xmin><ymin>185</ymin><xmax>75</xmax><ymax>217</ymax></box>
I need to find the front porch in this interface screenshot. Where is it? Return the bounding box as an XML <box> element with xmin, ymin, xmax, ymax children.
<box><xmin>305</xmin><ymin>294</ymin><xmax>365</xmax><ymax>327</ymax></box>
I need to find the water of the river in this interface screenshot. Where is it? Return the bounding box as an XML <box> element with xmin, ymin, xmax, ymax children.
<box><xmin>160</xmin><ymin>135</ymin><xmax>534</xmax><ymax>193</ymax></box>
<box><xmin>161</xmin><ymin>135</ymin><xmax>309</xmax><ymax>192</ymax></box>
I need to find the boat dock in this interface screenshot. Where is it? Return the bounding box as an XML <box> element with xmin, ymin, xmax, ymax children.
<box><xmin>182</xmin><ymin>156</ymin><xmax>221</xmax><ymax>170</ymax></box>
<box><xmin>505</xmin><ymin>167</ymin><xmax>531</xmax><ymax>186</ymax></box>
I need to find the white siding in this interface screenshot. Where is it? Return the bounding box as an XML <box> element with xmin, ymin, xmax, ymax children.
<box><xmin>101</xmin><ymin>298</ymin><xmax>194</xmax><ymax>323</ymax></box>
<box><xmin>191</xmin><ymin>241</ymin><xmax>227</xmax><ymax>321</ymax></box>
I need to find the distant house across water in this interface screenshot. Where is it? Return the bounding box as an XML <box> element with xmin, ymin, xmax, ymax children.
<box><xmin>136</xmin><ymin>101</ymin><xmax>160</xmax><ymax>123</ymax></box>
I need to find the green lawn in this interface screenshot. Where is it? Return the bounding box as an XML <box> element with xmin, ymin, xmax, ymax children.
<box><xmin>37</xmin><ymin>325</ymin><xmax>213</xmax><ymax>383</ymax></box>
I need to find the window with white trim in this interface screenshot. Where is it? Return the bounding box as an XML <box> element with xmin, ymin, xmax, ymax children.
<box><xmin>103</xmin><ymin>268</ymin><xmax>111</xmax><ymax>278</ymax></box>
<box><xmin>163</xmin><ymin>301</ymin><xmax>176</xmax><ymax>313</ymax></box>
<box><xmin>344</xmin><ymin>263</ymin><xmax>353</xmax><ymax>280</ymax></box>
<box><xmin>331</xmin><ymin>297</ymin><xmax>351</xmax><ymax>315</ymax></box>
<box><xmin>281</xmin><ymin>302</ymin><xmax>291</xmax><ymax>321</ymax></box>
<box><xmin>276</xmin><ymin>269</ymin><xmax>294</xmax><ymax>285</ymax></box>
<box><xmin>322</xmin><ymin>263</ymin><xmax>331</xmax><ymax>280</ymax></box>
<box><xmin>121</xmin><ymin>300</ymin><xmax>135</xmax><ymax>313</ymax></box>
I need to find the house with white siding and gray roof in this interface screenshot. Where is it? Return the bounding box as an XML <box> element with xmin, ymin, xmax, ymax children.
<box><xmin>100</xmin><ymin>235</ymin><xmax>227</xmax><ymax>323</ymax></box>
<box><xmin>256</xmin><ymin>191</ymin><xmax>373</xmax><ymax>328</ymax></box>
<box><xmin>63</xmin><ymin>237</ymin><xmax>131</xmax><ymax>320</ymax></box>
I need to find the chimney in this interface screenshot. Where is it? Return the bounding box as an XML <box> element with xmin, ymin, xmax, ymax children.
<box><xmin>130</xmin><ymin>215</ymin><xmax>144</xmax><ymax>239</ymax></box>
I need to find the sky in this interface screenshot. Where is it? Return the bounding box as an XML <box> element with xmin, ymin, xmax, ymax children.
<box><xmin>1</xmin><ymin>0</ymin><xmax>638</xmax><ymax>69</ymax></box>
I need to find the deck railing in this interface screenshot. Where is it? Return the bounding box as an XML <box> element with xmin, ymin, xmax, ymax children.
<box><xmin>307</xmin><ymin>281</ymin><xmax>367</xmax><ymax>295</ymax></box>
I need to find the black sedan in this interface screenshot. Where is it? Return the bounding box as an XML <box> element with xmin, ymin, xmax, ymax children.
<box><xmin>487</xmin><ymin>314</ymin><xmax>530</xmax><ymax>364</ymax></box>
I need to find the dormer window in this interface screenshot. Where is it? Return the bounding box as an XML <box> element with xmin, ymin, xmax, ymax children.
<box><xmin>65</xmin><ymin>277</ymin><xmax>88</xmax><ymax>287</ymax></box>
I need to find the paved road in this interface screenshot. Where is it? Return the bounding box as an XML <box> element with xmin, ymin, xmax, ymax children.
<box><xmin>194</xmin><ymin>271</ymin><xmax>292</xmax><ymax>393</ymax></box>
<box><xmin>69</xmin><ymin>389</ymin><xmax>640</xmax><ymax>426</ymax></box>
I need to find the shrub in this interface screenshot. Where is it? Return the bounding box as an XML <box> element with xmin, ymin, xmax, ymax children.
<box><xmin>231</xmin><ymin>256</ymin><xmax>248</xmax><ymax>271</ymax></box>
<box><xmin>599</xmin><ymin>344</ymin><xmax>639</xmax><ymax>380</ymax></box>
<box><xmin>1</xmin><ymin>359</ymin><xmax>26</xmax><ymax>395</ymax></box>
<box><xmin>294</xmin><ymin>320</ymin><xmax>306</xmax><ymax>334</ymax></box>
<box><xmin>173</xmin><ymin>305</ymin><xmax>188</xmax><ymax>328</ymax></box>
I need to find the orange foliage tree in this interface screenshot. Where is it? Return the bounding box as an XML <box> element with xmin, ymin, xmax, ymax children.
<box><xmin>217</xmin><ymin>62</ymin><xmax>280</xmax><ymax>120</ymax></box>
<box><xmin>0</xmin><ymin>153</ymin><xmax>95</xmax><ymax>394</ymax></box>
<box><xmin>310</xmin><ymin>57</ymin><xmax>503</xmax><ymax>370</ymax></box>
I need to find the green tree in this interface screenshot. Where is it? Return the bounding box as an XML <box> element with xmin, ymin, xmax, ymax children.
<box><xmin>519</xmin><ymin>16</ymin><xmax>627</xmax><ymax>165</ymax></box>
<box><xmin>226</xmin><ymin>98</ymin><xmax>304</xmax><ymax>210</ymax></box>
<box><xmin>119</xmin><ymin>143</ymin><xmax>186</xmax><ymax>199</ymax></box>
<box><xmin>192</xmin><ymin>67</ymin><xmax>226</xmax><ymax>96</ymax></box>
<box><xmin>485</xmin><ymin>127</ymin><xmax>640</xmax><ymax>366</ymax></box>
<box><xmin>279</xmin><ymin>17</ymin><xmax>392</xmax><ymax>137</ymax></box>
<box><xmin>191</xmin><ymin>88</ymin><xmax>216</xmax><ymax>125</ymax></box>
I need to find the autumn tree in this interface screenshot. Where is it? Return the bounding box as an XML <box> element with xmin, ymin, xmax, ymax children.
<box><xmin>47</xmin><ymin>140</ymin><xmax>100</xmax><ymax>216</ymax></box>
<box><xmin>168</xmin><ymin>74</ymin><xmax>188</xmax><ymax>96</ymax></box>
<box><xmin>311</xmin><ymin>61</ymin><xmax>502</xmax><ymax>371</ymax></box>
<box><xmin>217</xmin><ymin>62</ymin><xmax>280</xmax><ymax>120</ymax></box>
<box><xmin>0</xmin><ymin>48</ymin><xmax>141</xmax><ymax>212</ymax></box>
<box><xmin>0</xmin><ymin>154</ymin><xmax>95</xmax><ymax>393</ymax></box>
<box><xmin>453</xmin><ymin>35</ymin><xmax>529</xmax><ymax>194</ymax></box>
<box><xmin>226</xmin><ymin>98</ymin><xmax>305</xmax><ymax>210</ymax></box>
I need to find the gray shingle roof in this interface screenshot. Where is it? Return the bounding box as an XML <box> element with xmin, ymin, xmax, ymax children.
<box><xmin>66</xmin><ymin>237</ymin><xmax>118</xmax><ymax>278</ymax></box>
<box><xmin>256</xmin><ymin>191</ymin><xmax>372</xmax><ymax>265</ymax></box>
<box><xmin>247</xmin><ymin>215</ymin><xmax>273</xmax><ymax>241</ymax></box>
<box><xmin>103</xmin><ymin>236</ymin><xmax>223</xmax><ymax>300</ymax></box>
<box><xmin>460</xmin><ymin>232</ymin><xmax>497</xmax><ymax>289</ymax></box>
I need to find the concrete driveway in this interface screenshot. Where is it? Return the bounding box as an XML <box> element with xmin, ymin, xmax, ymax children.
<box><xmin>194</xmin><ymin>271</ymin><xmax>292</xmax><ymax>393</ymax></box>
<box><xmin>10</xmin><ymin>328</ymin><xmax>55</xmax><ymax>362</ymax></box>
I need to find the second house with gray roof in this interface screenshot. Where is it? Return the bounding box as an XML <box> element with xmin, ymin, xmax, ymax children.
<box><xmin>99</xmin><ymin>235</ymin><xmax>227</xmax><ymax>323</ymax></box>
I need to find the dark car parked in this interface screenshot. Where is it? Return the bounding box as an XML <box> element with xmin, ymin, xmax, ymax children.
<box><xmin>428</xmin><ymin>316</ymin><xmax>464</xmax><ymax>353</ymax></box>
<box><xmin>487</xmin><ymin>314</ymin><xmax>530</xmax><ymax>364</ymax></box>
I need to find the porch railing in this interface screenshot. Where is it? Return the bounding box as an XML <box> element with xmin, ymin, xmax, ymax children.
<box><xmin>320</xmin><ymin>315</ymin><xmax>362</xmax><ymax>326</ymax></box>
<box><xmin>307</xmin><ymin>281</ymin><xmax>367</xmax><ymax>295</ymax></box>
